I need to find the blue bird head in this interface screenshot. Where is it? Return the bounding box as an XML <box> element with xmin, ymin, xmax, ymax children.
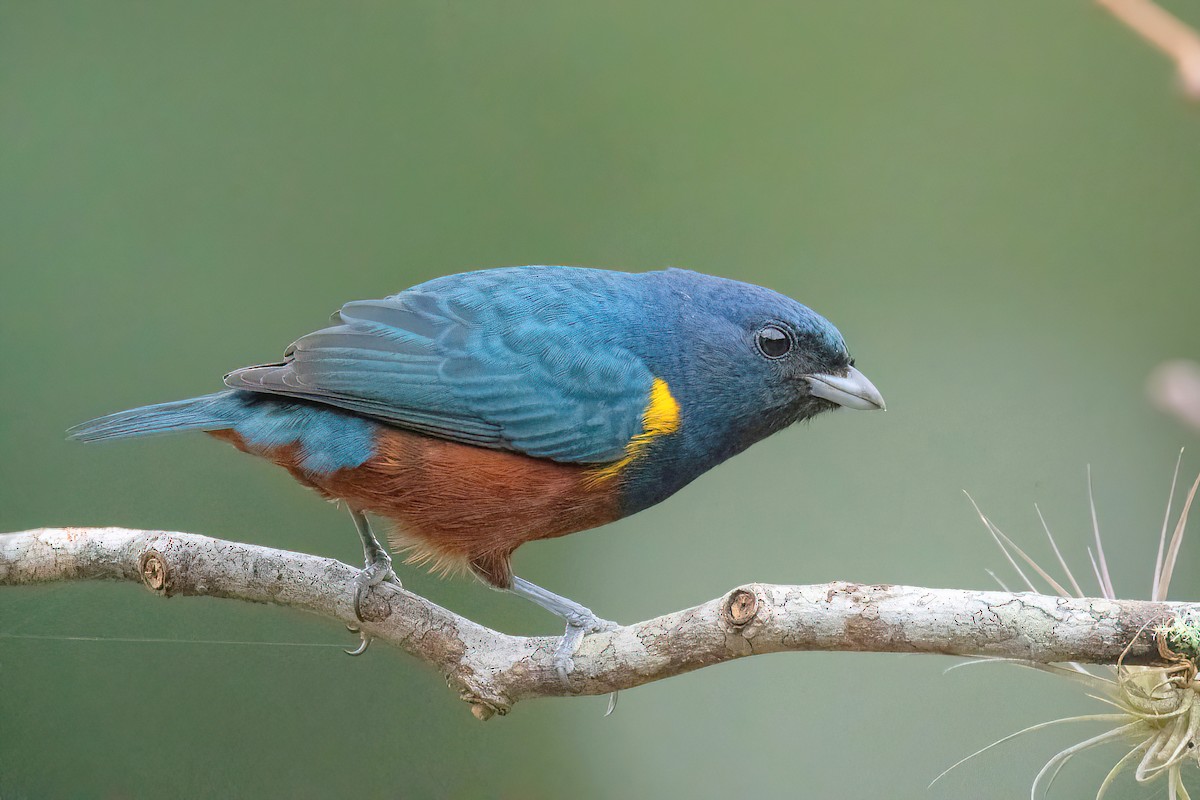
<box><xmin>618</xmin><ymin>268</ymin><xmax>884</xmax><ymax>509</ymax></box>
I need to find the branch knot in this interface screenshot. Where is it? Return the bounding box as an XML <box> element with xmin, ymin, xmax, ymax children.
<box><xmin>724</xmin><ymin>587</ymin><xmax>760</xmax><ymax>628</ymax></box>
<box><xmin>138</xmin><ymin>550</ymin><xmax>171</xmax><ymax>595</ymax></box>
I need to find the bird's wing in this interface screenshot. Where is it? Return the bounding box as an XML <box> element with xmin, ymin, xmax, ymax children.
<box><xmin>223</xmin><ymin>287</ymin><xmax>655</xmax><ymax>463</ymax></box>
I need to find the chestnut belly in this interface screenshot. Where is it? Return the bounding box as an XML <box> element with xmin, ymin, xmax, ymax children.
<box><xmin>209</xmin><ymin>425</ymin><xmax>622</xmax><ymax>587</ymax></box>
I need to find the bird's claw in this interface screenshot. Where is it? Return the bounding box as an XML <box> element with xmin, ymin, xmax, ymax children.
<box><xmin>352</xmin><ymin>551</ymin><xmax>398</xmax><ymax>623</ymax></box>
<box><xmin>552</xmin><ymin>613</ymin><xmax>621</xmax><ymax>713</ymax></box>
<box><xmin>344</xmin><ymin>623</ymin><xmax>372</xmax><ymax>656</ymax></box>
<box><xmin>552</xmin><ymin>612</ymin><xmax>619</xmax><ymax>686</ymax></box>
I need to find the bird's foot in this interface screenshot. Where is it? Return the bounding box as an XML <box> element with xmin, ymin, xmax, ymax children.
<box><xmin>505</xmin><ymin>575</ymin><xmax>621</xmax><ymax>713</ymax></box>
<box><xmin>344</xmin><ymin>555</ymin><xmax>400</xmax><ymax>656</ymax></box>
<box><xmin>351</xmin><ymin>551</ymin><xmax>399</xmax><ymax>621</ymax></box>
<box><xmin>553</xmin><ymin>610</ymin><xmax>620</xmax><ymax>685</ymax></box>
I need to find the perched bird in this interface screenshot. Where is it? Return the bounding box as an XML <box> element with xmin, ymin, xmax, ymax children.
<box><xmin>69</xmin><ymin>266</ymin><xmax>884</xmax><ymax>675</ymax></box>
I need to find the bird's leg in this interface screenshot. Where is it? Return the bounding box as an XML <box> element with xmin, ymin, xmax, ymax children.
<box><xmin>509</xmin><ymin>576</ymin><xmax>620</xmax><ymax>688</ymax></box>
<box><xmin>345</xmin><ymin>509</ymin><xmax>400</xmax><ymax>656</ymax></box>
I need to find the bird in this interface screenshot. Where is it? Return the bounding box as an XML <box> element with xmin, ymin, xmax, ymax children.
<box><xmin>69</xmin><ymin>265</ymin><xmax>884</xmax><ymax>678</ymax></box>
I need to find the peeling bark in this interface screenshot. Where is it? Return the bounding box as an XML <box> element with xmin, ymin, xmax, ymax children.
<box><xmin>2</xmin><ymin>527</ymin><xmax>1195</xmax><ymax>719</ymax></box>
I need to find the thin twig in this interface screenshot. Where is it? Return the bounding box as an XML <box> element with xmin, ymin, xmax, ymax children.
<box><xmin>1097</xmin><ymin>0</ymin><xmax>1200</xmax><ymax>99</ymax></box>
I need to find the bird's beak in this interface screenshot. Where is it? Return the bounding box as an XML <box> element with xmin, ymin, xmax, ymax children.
<box><xmin>804</xmin><ymin>366</ymin><xmax>886</xmax><ymax>411</ymax></box>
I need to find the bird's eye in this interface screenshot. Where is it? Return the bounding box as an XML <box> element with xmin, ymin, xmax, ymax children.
<box><xmin>755</xmin><ymin>324</ymin><xmax>792</xmax><ymax>359</ymax></box>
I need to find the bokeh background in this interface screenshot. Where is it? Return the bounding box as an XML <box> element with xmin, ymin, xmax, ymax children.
<box><xmin>2</xmin><ymin>2</ymin><xmax>1198</xmax><ymax>798</ymax></box>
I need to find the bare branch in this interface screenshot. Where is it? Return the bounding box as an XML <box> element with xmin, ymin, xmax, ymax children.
<box><xmin>2</xmin><ymin>527</ymin><xmax>1196</xmax><ymax>720</ymax></box>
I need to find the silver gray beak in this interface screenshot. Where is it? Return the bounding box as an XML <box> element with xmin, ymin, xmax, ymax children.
<box><xmin>804</xmin><ymin>365</ymin><xmax>886</xmax><ymax>411</ymax></box>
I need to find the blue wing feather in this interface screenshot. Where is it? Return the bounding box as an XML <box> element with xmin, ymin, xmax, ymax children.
<box><xmin>224</xmin><ymin>267</ymin><xmax>654</xmax><ymax>463</ymax></box>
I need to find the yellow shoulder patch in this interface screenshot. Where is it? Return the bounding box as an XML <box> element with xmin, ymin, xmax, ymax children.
<box><xmin>586</xmin><ymin>377</ymin><xmax>681</xmax><ymax>485</ymax></box>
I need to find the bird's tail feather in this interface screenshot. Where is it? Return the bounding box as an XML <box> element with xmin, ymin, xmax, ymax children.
<box><xmin>67</xmin><ymin>391</ymin><xmax>239</xmax><ymax>442</ymax></box>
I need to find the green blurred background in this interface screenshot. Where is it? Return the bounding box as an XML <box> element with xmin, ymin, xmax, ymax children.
<box><xmin>2</xmin><ymin>2</ymin><xmax>1198</xmax><ymax>797</ymax></box>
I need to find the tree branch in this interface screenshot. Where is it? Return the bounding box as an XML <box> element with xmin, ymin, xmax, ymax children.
<box><xmin>2</xmin><ymin>527</ymin><xmax>1195</xmax><ymax>720</ymax></box>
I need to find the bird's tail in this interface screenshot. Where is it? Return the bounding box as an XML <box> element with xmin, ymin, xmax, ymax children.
<box><xmin>67</xmin><ymin>391</ymin><xmax>241</xmax><ymax>442</ymax></box>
